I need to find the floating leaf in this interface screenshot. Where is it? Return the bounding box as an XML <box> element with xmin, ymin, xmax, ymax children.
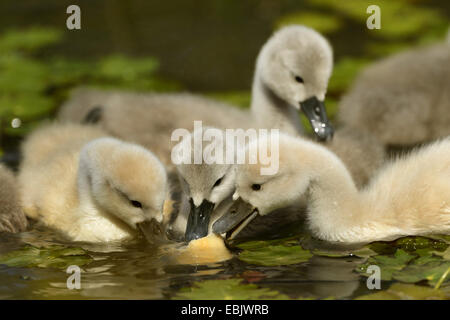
<box><xmin>239</xmin><ymin>244</ymin><xmax>312</xmax><ymax>266</ymax></box>
<box><xmin>393</xmin><ymin>259</ymin><xmax>450</xmax><ymax>286</ymax></box>
<box><xmin>206</xmin><ymin>91</ymin><xmax>251</xmax><ymax>109</ymax></box>
<box><xmin>435</xmin><ymin>247</ymin><xmax>450</xmax><ymax>260</ymax></box>
<box><xmin>0</xmin><ymin>94</ymin><xmax>55</xmax><ymax>119</ymax></box>
<box><xmin>394</xmin><ymin>236</ymin><xmax>448</xmax><ymax>253</ymax></box>
<box><xmin>0</xmin><ymin>27</ymin><xmax>62</xmax><ymax>53</ymax></box>
<box><xmin>0</xmin><ymin>54</ymin><xmax>49</xmax><ymax>94</ymax></box>
<box><xmin>173</xmin><ymin>278</ymin><xmax>290</xmax><ymax>300</ymax></box>
<box><xmin>235</xmin><ymin>236</ymin><xmax>300</xmax><ymax>250</ymax></box>
<box><xmin>309</xmin><ymin>0</ymin><xmax>447</xmax><ymax>39</ymax></box>
<box><xmin>356</xmin><ymin>249</ymin><xmax>415</xmax><ymax>281</ymax></box>
<box><xmin>235</xmin><ymin>236</ymin><xmax>312</xmax><ymax>266</ymax></box>
<box><xmin>355</xmin><ymin>283</ymin><xmax>449</xmax><ymax>300</ymax></box>
<box><xmin>48</xmin><ymin>58</ymin><xmax>94</xmax><ymax>85</ymax></box>
<box><xmin>368</xmin><ymin>236</ymin><xmax>449</xmax><ymax>256</ymax></box>
<box><xmin>97</xmin><ymin>55</ymin><xmax>159</xmax><ymax>81</ymax></box>
<box><xmin>0</xmin><ymin>27</ymin><xmax>179</xmax><ymax>145</ymax></box>
<box><xmin>365</xmin><ymin>41</ymin><xmax>412</xmax><ymax>57</ymax></box>
<box><xmin>328</xmin><ymin>58</ymin><xmax>370</xmax><ymax>94</ymax></box>
<box><xmin>313</xmin><ymin>246</ymin><xmax>376</xmax><ymax>258</ymax></box>
<box><xmin>0</xmin><ymin>245</ymin><xmax>93</xmax><ymax>269</ymax></box>
<box><xmin>427</xmin><ymin>235</ymin><xmax>450</xmax><ymax>245</ymax></box>
<box><xmin>357</xmin><ymin>240</ymin><xmax>450</xmax><ymax>287</ymax></box>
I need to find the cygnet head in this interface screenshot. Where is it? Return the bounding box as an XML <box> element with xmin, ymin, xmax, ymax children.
<box><xmin>257</xmin><ymin>25</ymin><xmax>334</xmax><ymax>140</ymax></box>
<box><xmin>172</xmin><ymin>127</ymin><xmax>237</xmax><ymax>241</ymax></box>
<box><xmin>79</xmin><ymin>137</ymin><xmax>168</xmax><ymax>230</ymax></box>
<box><xmin>213</xmin><ymin>133</ymin><xmax>325</xmax><ymax>237</ymax></box>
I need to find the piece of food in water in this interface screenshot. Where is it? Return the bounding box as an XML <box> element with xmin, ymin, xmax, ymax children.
<box><xmin>172</xmin><ymin>234</ymin><xmax>233</xmax><ymax>265</ymax></box>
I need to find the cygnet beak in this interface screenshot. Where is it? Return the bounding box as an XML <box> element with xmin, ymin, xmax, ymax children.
<box><xmin>137</xmin><ymin>218</ymin><xmax>167</xmax><ymax>245</ymax></box>
<box><xmin>300</xmin><ymin>96</ymin><xmax>334</xmax><ymax>142</ymax></box>
<box><xmin>212</xmin><ymin>197</ymin><xmax>258</xmax><ymax>240</ymax></box>
<box><xmin>184</xmin><ymin>198</ymin><xmax>215</xmax><ymax>242</ymax></box>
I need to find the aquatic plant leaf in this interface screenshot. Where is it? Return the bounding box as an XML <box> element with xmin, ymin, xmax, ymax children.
<box><xmin>235</xmin><ymin>236</ymin><xmax>312</xmax><ymax>266</ymax></box>
<box><xmin>328</xmin><ymin>58</ymin><xmax>370</xmax><ymax>94</ymax></box>
<box><xmin>0</xmin><ymin>54</ymin><xmax>49</xmax><ymax>94</ymax></box>
<box><xmin>313</xmin><ymin>246</ymin><xmax>377</xmax><ymax>258</ymax></box>
<box><xmin>357</xmin><ymin>239</ymin><xmax>450</xmax><ymax>287</ymax></box>
<box><xmin>351</xmin><ymin>247</ymin><xmax>378</xmax><ymax>258</ymax></box>
<box><xmin>435</xmin><ymin>247</ymin><xmax>450</xmax><ymax>260</ymax></box>
<box><xmin>309</xmin><ymin>0</ymin><xmax>371</xmax><ymax>20</ymax></box>
<box><xmin>90</xmin><ymin>77</ymin><xmax>181</xmax><ymax>93</ymax></box>
<box><xmin>275</xmin><ymin>11</ymin><xmax>342</xmax><ymax>34</ymax></box>
<box><xmin>312</xmin><ymin>250</ymin><xmax>349</xmax><ymax>258</ymax></box>
<box><xmin>356</xmin><ymin>249</ymin><xmax>415</xmax><ymax>281</ymax></box>
<box><xmin>92</xmin><ymin>55</ymin><xmax>180</xmax><ymax>92</ymax></box>
<box><xmin>394</xmin><ymin>236</ymin><xmax>448</xmax><ymax>253</ymax></box>
<box><xmin>428</xmin><ymin>235</ymin><xmax>450</xmax><ymax>245</ymax></box>
<box><xmin>206</xmin><ymin>91</ymin><xmax>251</xmax><ymax>109</ymax></box>
<box><xmin>393</xmin><ymin>260</ymin><xmax>450</xmax><ymax>286</ymax></box>
<box><xmin>174</xmin><ymin>278</ymin><xmax>290</xmax><ymax>300</ymax></box>
<box><xmin>0</xmin><ymin>245</ymin><xmax>92</xmax><ymax>269</ymax></box>
<box><xmin>365</xmin><ymin>42</ymin><xmax>412</xmax><ymax>57</ymax></box>
<box><xmin>309</xmin><ymin>0</ymin><xmax>447</xmax><ymax>39</ymax></box>
<box><xmin>0</xmin><ymin>26</ymin><xmax>176</xmax><ymax>144</ymax></box>
<box><xmin>0</xmin><ymin>27</ymin><xmax>62</xmax><ymax>53</ymax></box>
<box><xmin>235</xmin><ymin>236</ymin><xmax>300</xmax><ymax>250</ymax></box>
<box><xmin>48</xmin><ymin>58</ymin><xmax>94</xmax><ymax>85</ymax></box>
<box><xmin>375</xmin><ymin>7</ymin><xmax>445</xmax><ymax>40</ymax></box>
<box><xmin>368</xmin><ymin>236</ymin><xmax>449</xmax><ymax>256</ymax></box>
<box><xmin>238</xmin><ymin>244</ymin><xmax>312</xmax><ymax>267</ymax></box>
<box><xmin>355</xmin><ymin>283</ymin><xmax>449</xmax><ymax>300</ymax></box>
<box><xmin>97</xmin><ymin>55</ymin><xmax>159</xmax><ymax>81</ymax></box>
<box><xmin>0</xmin><ymin>95</ymin><xmax>55</xmax><ymax>119</ymax></box>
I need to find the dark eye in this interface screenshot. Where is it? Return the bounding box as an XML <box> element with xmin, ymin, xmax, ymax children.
<box><xmin>213</xmin><ymin>177</ymin><xmax>223</xmax><ymax>188</ymax></box>
<box><xmin>294</xmin><ymin>76</ymin><xmax>304</xmax><ymax>83</ymax></box>
<box><xmin>130</xmin><ymin>200</ymin><xmax>142</xmax><ymax>208</ymax></box>
<box><xmin>251</xmin><ymin>184</ymin><xmax>261</xmax><ymax>191</ymax></box>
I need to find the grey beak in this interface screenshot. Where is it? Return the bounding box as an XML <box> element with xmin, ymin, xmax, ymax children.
<box><xmin>212</xmin><ymin>198</ymin><xmax>258</xmax><ymax>240</ymax></box>
<box><xmin>300</xmin><ymin>96</ymin><xmax>334</xmax><ymax>142</ymax></box>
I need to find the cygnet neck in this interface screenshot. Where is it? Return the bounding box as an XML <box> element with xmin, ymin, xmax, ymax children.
<box><xmin>76</xmin><ymin>155</ymin><xmax>98</xmax><ymax>214</ymax></box>
<box><xmin>301</xmin><ymin>145</ymin><xmax>363</xmax><ymax>241</ymax></box>
<box><xmin>250</xmin><ymin>73</ymin><xmax>303</xmax><ymax>136</ymax></box>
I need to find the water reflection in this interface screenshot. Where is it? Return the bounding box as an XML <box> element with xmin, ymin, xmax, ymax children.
<box><xmin>0</xmin><ymin>214</ymin><xmax>376</xmax><ymax>299</ymax></box>
<box><xmin>0</xmin><ymin>224</ymin><xmax>233</xmax><ymax>299</ymax></box>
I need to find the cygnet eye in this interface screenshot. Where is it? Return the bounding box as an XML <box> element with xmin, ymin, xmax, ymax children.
<box><xmin>130</xmin><ymin>200</ymin><xmax>142</xmax><ymax>208</ymax></box>
<box><xmin>294</xmin><ymin>75</ymin><xmax>304</xmax><ymax>84</ymax></box>
<box><xmin>213</xmin><ymin>177</ymin><xmax>223</xmax><ymax>188</ymax></box>
<box><xmin>251</xmin><ymin>184</ymin><xmax>261</xmax><ymax>191</ymax></box>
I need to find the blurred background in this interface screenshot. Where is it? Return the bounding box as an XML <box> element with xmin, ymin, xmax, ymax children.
<box><xmin>0</xmin><ymin>0</ymin><xmax>449</xmax><ymax>156</ymax></box>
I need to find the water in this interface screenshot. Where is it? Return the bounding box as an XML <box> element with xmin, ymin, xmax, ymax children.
<box><xmin>0</xmin><ymin>222</ymin><xmax>378</xmax><ymax>299</ymax></box>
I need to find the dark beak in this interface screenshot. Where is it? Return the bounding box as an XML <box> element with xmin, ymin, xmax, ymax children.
<box><xmin>300</xmin><ymin>96</ymin><xmax>334</xmax><ymax>142</ymax></box>
<box><xmin>212</xmin><ymin>198</ymin><xmax>259</xmax><ymax>240</ymax></box>
<box><xmin>137</xmin><ymin>218</ymin><xmax>168</xmax><ymax>245</ymax></box>
<box><xmin>185</xmin><ymin>198</ymin><xmax>215</xmax><ymax>242</ymax></box>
